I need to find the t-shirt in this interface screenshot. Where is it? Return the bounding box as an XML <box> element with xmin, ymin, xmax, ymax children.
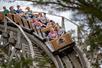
<box><xmin>3</xmin><ymin>9</ymin><xmax>9</xmax><ymax>16</ymax></box>
<box><xmin>10</xmin><ymin>9</ymin><xmax>16</xmax><ymax>14</ymax></box>
<box><xmin>25</xmin><ymin>10</ymin><xmax>33</xmax><ymax>19</ymax></box>
<box><xmin>58</xmin><ymin>28</ymin><xmax>64</xmax><ymax>36</ymax></box>
<box><xmin>16</xmin><ymin>9</ymin><xmax>23</xmax><ymax>13</ymax></box>
<box><xmin>48</xmin><ymin>31</ymin><xmax>57</xmax><ymax>39</ymax></box>
<box><xmin>25</xmin><ymin>11</ymin><xmax>32</xmax><ymax>16</ymax></box>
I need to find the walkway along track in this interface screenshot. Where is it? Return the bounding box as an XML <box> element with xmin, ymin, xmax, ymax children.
<box><xmin>0</xmin><ymin>16</ymin><xmax>88</xmax><ymax>68</ymax></box>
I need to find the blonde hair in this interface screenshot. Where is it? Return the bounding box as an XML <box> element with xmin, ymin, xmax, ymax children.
<box><xmin>25</xmin><ymin>7</ymin><xmax>30</xmax><ymax>10</ymax></box>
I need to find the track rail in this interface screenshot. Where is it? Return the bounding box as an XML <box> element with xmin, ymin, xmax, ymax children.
<box><xmin>58</xmin><ymin>46</ymin><xmax>86</xmax><ymax>68</ymax></box>
<box><xmin>25</xmin><ymin>31</ymin><xmax>64</xmax><ymax>68</ymax></box>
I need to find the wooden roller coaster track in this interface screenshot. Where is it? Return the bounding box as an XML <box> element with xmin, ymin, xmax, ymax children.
<box><xmin>0</xmin><ymin>12</ymin><xmax>89</xmax><ymax>68</ymax></box>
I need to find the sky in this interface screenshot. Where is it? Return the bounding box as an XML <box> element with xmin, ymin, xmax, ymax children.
<box><xmin>0</xmin><ymin>1</ymin><xmax>78</xmax><ymax>39</ymax></box>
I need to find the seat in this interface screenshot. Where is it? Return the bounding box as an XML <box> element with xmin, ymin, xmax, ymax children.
<box><xmin>61</xmin><ymin>33</ymin><xmax>73</xmax><ymax>45</ymax></box>
<box><xmin>7</xmin><ymin>13</ymin><xmax>13</xmax><ymax>20</ymax></box>
<box><xmin>41</xmin><ymin>25</ymin><xmax>52</xmax><ymax>32</ymax></box>
<box><xmin>50</xmin><ymin>38</ymin><xmax>59</xmax><ymax>50</ymax></box>
<box><xmin>14</xmin><ymin>14</ymin><xmax>22</xmax><ymax>25</ymax></box>
<box><xmin>21</xmin><ymin>18</ymin><xmax>29</xmax><ymax>28</ymax></box>
<box><xmin>50</xmin><ymin>33</ymin><xmax>73</xmax><ymax>51</ymax></box>
<box><xmin>27</xmin><ymin>20</ymin><xmax>33</xmax><ymax>29</ymax></box>
<box><xmin>50</xmin><ymin>38</ymin><xmax>64</xmax><ymax>50</ymax></box>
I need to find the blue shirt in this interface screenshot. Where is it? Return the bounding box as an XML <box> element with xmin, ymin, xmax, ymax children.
<box><xmin>16</xmin><ymin>9</ymin><xmax>23</xmax><ymax>13</ymax></box>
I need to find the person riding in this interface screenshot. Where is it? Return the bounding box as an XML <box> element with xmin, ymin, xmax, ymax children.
<box><xmin>48</xmin><ymin>28</ymin><xmax>58</xmax><ymax>40</ymax></box>
<box><xmin>25</xmin><ymin>7</ymin><xmax>33</xmax><ymax>19</ymax></box>
<box><xmin>9</xmin><ymin>6</ymin><xmax>16</xmax><ymax>14</ymax></box>
<box><xmin>54</xmin><ymin>24</ymin><xmax>65</xmax><ymax>37</ymax></box>
<box><xmin>57</xmin><ymin>26</ymin><xmax>65</xmax><ymax>36</ymax></box>
<box><xmin>47</xmin><ymin>20</ymin><xmax>55</xmax><ymax>28</ymax></box>
<box><xmin>16</xmin><ymin>5</ymin><xmax>23</xmax><ymax>14</ymax></box>
<box><xmin>2</xmin><ymin>6</ymin><xmax>9</xmax><ymax>16</ymax></box>
<box><xmin>32</xmin><ymin>18</ymin><xmax>46</xmax><ymax>30</ymax></box>
<box><xmin>37</xmin><ymin>13</ymin><xmax>47</xmax><ymax>25</ymax></box>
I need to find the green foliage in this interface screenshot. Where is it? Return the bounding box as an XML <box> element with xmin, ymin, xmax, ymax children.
<box><xmin>34</xmin><ymin>53</ymin><xmax>55</xmax><ymax>68</ymax></box>
<box><xmin>62</xmin><ymin>0</ymin><xmax>70</xmax><ymax>3</ymax></box>
<box><xmin>37</xmin><ymin>0</ymin><xmax>44</xmax><ymax>4</ymax></box>
<box><xmin>0</xmin><ymin>56</ymin><xmax>33</xmax><ymax>68</ymax></box>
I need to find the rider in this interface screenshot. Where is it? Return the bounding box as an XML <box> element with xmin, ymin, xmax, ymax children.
<box><xmin>16</xmin><ymin>5</ymin><xmax>23</xmax><ymax>14</ymax></box>
<box><xmin>2</xmin><ymin>6</ymin><xmax>9</xmax><ymax>16</ymax></box>
<box><xmin>48</xmin><ymin>28</ymin><xmax>58</xmax><ymax>40</ymax></box>
<box><xmin>25</xmin><ymin>7</ymin><xmax>33</xmax><ymax>19</ymax></box>
<box><xmin>9</xmin><ymin>6</ymin><xmax>16</xmax><ymax>14</ymax></box>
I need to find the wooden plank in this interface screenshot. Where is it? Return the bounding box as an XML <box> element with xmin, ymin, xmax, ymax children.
<box><xmin>50</xmin><ymin>38</ymin><xmax>64</xmax><ymax>50</ymax></box>
<box><xmin>13</xmin><ymin>14</ymin><xmax>19</xmax><ymax>24</ymax></box>
<box><xmin>21</xmin><ymin>18</ymin><xmax>29</xmax><ymax>28</ymax></box>
<box><xmin>50</xmin><ymin>38</ymin><xmax>59</xmax><ymax>50</ymax></box>
<box><xmin>61</xmin><ymin>33</ymin><xmax>73</xmax><ymax>45</ymax></box>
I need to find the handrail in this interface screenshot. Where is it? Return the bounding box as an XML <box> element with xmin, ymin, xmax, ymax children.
<box><xmin>6</xmin><ymin>16</ymin><xmax>36</xmax><ymax>68</ymax></box>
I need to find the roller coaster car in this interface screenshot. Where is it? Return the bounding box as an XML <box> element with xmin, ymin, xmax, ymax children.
<box><xmin>49</xmin><ymin>33</ymin><xmax>75</xmax><ymax>55</ymax></box>
<box><xmin>7</xmin><ymin>14</ymin><xmax>34</xmax><ymax>33</ymax></box>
